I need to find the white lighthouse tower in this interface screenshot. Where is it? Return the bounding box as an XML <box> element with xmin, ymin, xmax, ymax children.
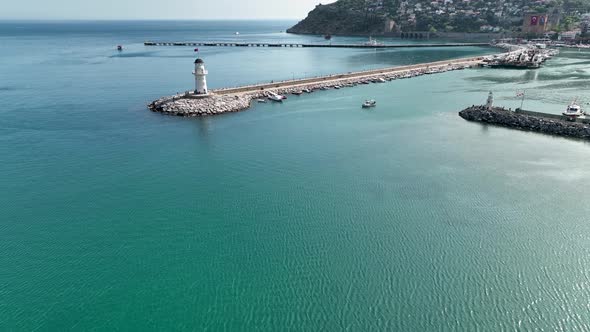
<box><xmin>193</xmin><ymin>58</ymin><xmax>208</xmax><ymax>95</ymax></box>
<box><xmin>486</xmin><ymin>91</ymin><xmax>494</xmax><ymax>110</ymax></box>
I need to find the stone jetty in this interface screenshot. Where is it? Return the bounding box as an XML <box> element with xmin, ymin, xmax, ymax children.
<box><xmin>149</xmin><ymin>57</ymin><xmax>485</xmax><ymax>117</ymax></box>
<box><xmin>459</xmin><ymin>106</ymin><xmax>590</xmax><ymax>140</ymax></box>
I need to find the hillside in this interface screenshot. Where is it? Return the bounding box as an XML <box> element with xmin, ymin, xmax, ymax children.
<box><xmin>287</xmin><ymin>0</ymin><xmax>590</xmax><ymax>35</ymax></box>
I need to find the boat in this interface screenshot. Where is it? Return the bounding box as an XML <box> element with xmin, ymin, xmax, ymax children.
<box><xmin>267</xmin><ymin>92</ymin><xmax>284</xmax><ymax>102</ymax></box>
<box><xmin>324</xmin><ymin>34</ymin><xmax>332</xmax><ymax>40</ymax></box>
<box><xmin>376</xmin><ymin>78</ymin><xmax>386</xmax><ymax>83</ymax></box>
<box><xmin>256</xmin><ymin>98</ymin><xmax>267</xmax><ymax>103</ymax></box>
<box><xmin>292</xmin><ymin>91</ymin><xmax>303</xmax><ymax>96</ymax></box>
<box><xmin>235</xmin><ymin>32</ymin><xmax>240</xmax><ymax>35</ymax></box>
<box><xmin>562</xmin><ymin>99</ymin><xmax>584</xmax><ymax>117</ymax></box>
<box><xmin>362</xmin><ymin>100</ymin><xmax>377</xmax><ymax>108</ymax></box>
<box><xmin>302</xmin><ymin>88</ymin><xmax>312</xmax><ymax>93</ymax></box>
<box><xmin>117</xmin><ymin>45</ymin><xmax>123</xmax><ymax>51</ymax></box>
<box><xmin>363</xmin><ymin>37</ymin><xmax>384</xmax><ymax>47</ymax></box>
<box><xmin>334</xmin><ymin>85</ymin><xmax>341</xmax><ymax>89</ymax></box>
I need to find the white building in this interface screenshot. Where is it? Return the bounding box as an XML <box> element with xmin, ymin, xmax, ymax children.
<box><xmin>193</xmin><ymin>58</ymin><xmax>208</xmax><ymax>95</ymax></box>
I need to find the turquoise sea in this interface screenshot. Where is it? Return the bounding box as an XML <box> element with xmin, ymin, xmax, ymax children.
<box><xmin>2</xmin><ymin>20</ymin><xmax>590</xmax><ymax>331</ymax></box>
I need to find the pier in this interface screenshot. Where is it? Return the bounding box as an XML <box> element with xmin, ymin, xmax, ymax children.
<box><xmin>144</xmin><ymin>41</ymin><xmax>490</xmax><ymax>49</ymax></box>
<box><xmin>149</xmin><ymin>56</ymin><xmax>486</xmax><ymax>117</ymax></box>
<box><xmin>459</xmin><ymin>106</ymin><xmax>590</xmax><ymax>140</ymax></box>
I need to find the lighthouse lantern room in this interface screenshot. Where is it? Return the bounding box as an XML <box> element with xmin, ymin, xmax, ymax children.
<box><xmin>193</xmin><ymin>58</ymin><xmax>208</xmax><ymax>95</ymax></box>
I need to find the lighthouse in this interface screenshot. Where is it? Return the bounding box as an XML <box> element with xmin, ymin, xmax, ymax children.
<box><xmin>486</xmin><ymin>91</ymin><xmax>494</xmax><ymax>110</ymax></box>
<box><xmin>193</xmin><ymin>58</ymin><xmax>208</xmax><ymax>95</ymax></box>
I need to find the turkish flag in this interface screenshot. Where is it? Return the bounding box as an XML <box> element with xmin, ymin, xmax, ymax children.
<box><xmin>531</xmin><ymin>16</ymin><xmax>538</xmax><ymax>25</ymax></box>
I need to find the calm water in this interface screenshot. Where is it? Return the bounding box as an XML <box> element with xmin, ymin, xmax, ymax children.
<box><xmin>1</xmin><ymin>21</ymin><xmax>590</xmax><ymax>331</ymax></box>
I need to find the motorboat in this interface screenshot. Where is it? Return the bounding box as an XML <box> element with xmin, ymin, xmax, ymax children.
<box><xmin>563</xmin><ymin>99</ymin><xmax>584</xmax><ymax>117</ymax></box>
<box><xmin>334</xmin><ymin>85</ymin><xmax>341</xmax><ymax>89</ymax></box>
<box><xmin>362</xmin><ymin>100</ymin><xmax>377</xmax><ymax>108</ymax></box>
<box><xmin>267</xmin><ymin>92</ymin><xmax>284</xmax><ymax>102</ymax></box>
<box><xmin>256</xmin><ymin>98</ymin><xmax>267</xmax><ymax>103</ymax></box>
<box><xmin>302</xmin><ymin>88</ymin><xmax>312</xmax><ymax>93</ymax></box>
<box><xmin>292</xmin><ymin>91</ymin><xmax>303</xmax><ymax>95</ymax></box>
<box><xmin>363</xmin><ymin>37</ymin><xmax>384</xmax><ymax>47</ymax></box>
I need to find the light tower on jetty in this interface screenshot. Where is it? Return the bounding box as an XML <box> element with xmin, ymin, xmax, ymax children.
<box><xmin>486</xmin><ymin>91</ymin><xmax>494</xmax><ymax>110</ymax></box>
<box><xmin>193</xmin><ymin>58</ymin><xmax>208</xmax><ymax>95</ymax></box>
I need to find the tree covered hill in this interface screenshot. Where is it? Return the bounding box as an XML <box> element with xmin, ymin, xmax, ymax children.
<box><xmin>287</xmin><ymin>0</ymin><xmax>590</xmax><ymax>35</ymax></box>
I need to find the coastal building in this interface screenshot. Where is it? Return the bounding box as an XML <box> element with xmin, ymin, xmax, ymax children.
<box><xmin>193</xmin><ymin>58</ymin><xmax>208</xmax><ymax>95</ymax></box>
<box><xmin>522</xmin><ymin>13</ymin><xmax>551</xmax><ymax>35</ymax></box>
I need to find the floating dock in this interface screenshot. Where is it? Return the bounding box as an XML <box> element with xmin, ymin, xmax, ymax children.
<box><xmin>144</xmin><ymin>41</ymin><xmax>490</xmax><ymax>49</ymax></box>
<box><xmin>459</xmin><ymin>106</ymin><xmax>590</xmax><ymax>140</ymax></box>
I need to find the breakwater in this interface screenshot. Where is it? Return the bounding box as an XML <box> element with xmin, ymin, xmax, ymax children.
<box><xmin>149</xmin><ymin>57</ymin><xmax>484</xmax><ymax>117</ymax></box>
<box><xmin>144</xmin><ymin>41</ymin><xmax>490</xmax><ymax>49</ymax></box>
<box><xmin>459</xmin><ymin>106</ymin><xmax>590</xmax><ymax>140</ymax></box>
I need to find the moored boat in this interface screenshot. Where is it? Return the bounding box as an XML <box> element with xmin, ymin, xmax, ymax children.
<box><xmin>267</xmin><ymin>92</ymin><xmax>284</xmax><ymax>102</ymax></box>
<box><xmin>563</xmin><ymin>99</ymin><xmax>584</xmax><ymax>118</ymax></box>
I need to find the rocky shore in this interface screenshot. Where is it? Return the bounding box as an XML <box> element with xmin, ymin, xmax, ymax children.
<box><xmin>149</xmin><ymin>61</ymin><xmax>479</xmax><ymax>117</ymax></box>
<box><xmin>459</xmin><ymin>106</ymin><xmax>590</xmax><ymax>140</ymax></box>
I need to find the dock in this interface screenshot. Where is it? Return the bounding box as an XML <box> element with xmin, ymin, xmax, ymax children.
<box><xmin>149</xmin><ymin>56</ymin><xmax>486</xmax><ymax>117</ymax></box>
<box><xmin>144</xmin><ymin>41</ymin><xmax>490</xmax><ymax>49</ymax></box>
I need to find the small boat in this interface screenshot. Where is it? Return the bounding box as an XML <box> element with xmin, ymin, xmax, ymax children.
<box><xmin>563</xmin><ymin>99</ymin><xmax>584</xmax><ymax>117</ymax></box>
<box><xmin>334</xmin><ymin>85</ymin><xmax>341</xmax><ymax>89</ymax></box>
<box><xmin>267</xmin><ymin>92</ymin><xmax>284</xmax><ymax>102</ymax></box>
<box><xmin>117</xmin><ymin>45</ymin><xmax>123</xmax><ymax>51</ymax></box>
<box><xmin>302</xmin><ymin>88</ymin><xmax>312</xmax><ymax>93</ymax></box>
<box><xmin>324</xmin><ymin>34</ymin><xmax>332</xmax><ymax>40</ymax></box>
<box><xmin>257</xmin><ymin>98</ymin><xmax>267</xmax><ymax>103</ymax></box>
<box><xmin>376</xmin><ymin>78</ymin><xmax>386</xmax><ymax>83</ymax></box>
<box><xmin>362</xmin><ymin>100</ymin><xmax>377</xmax><ymax>108</ymax></box>
<box><xmin>292</xmin><ymin>91</ymin><xmax>303</xmax><ymax>96</ymax></box>
<box><xmin>363</xmin><ymin>37</ymin><xmax>384</xmax><ymax>47</ymax></box>
<box><xmin>235</xmin><ymin>32</ymin><xmax>240</xmax><ymax>35</ymax></box>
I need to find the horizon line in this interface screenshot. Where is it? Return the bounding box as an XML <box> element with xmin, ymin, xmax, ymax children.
<box><xmin>0</xmin><ymin>18</ymin><xmax>302</xmax><ymax>22</ymax></box>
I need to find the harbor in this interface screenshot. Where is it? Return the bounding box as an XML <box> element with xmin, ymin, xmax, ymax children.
<box><xmin>149</xmin><ymin>56</ymin><xmax>486</xmax><ymax>116</ymax></box>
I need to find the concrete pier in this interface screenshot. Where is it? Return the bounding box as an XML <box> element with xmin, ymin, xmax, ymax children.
<box><xmin>149</xmin><ymin>56</ymin><xmax>486</xmax><ymax>117</ymax></box>
<box><xmin>144</xmin><ymin>41</ymin><xmax>490</xmax><ymax>49</ymax></box>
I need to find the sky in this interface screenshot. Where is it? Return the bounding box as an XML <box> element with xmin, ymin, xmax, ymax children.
<box><xmin>1</xmin><ymin>0</ymin><xmax>336</xmax><ymax>20</ymax></box>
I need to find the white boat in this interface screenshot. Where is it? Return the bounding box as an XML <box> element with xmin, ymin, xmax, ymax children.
<box><xmin>302</xmin><ymin>88</ymin><xmax>312</xmax><ymax>93</ymax></box>
<box><xmin>256</xmin><ymin>98</ymin><xmax>267</xmax><ymax>103</ymax></box>
<box><xmin>563</xmin><ymin>99</ymin><xmax>584</xmax><ymax>117</ymax></box>
<box><xmin>363</xmin><ymin>37</ymin><xmax>384</xmax><ymax>47</ymax></box>
<box><xmin>362</xmin><ymin>100</ymin><xmax>376</xmax><ymax>108</ymax></box>
<box><xmin>267</xmin><ymin>92</ymin><xmax>284</xmax><ymax>102</ymax></box>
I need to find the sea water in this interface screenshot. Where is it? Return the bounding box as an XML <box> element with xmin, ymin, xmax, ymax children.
<box><xmin>1</xmin><ymin>20</ymin><xmax>590</xmax><ymax>331</ymax></box>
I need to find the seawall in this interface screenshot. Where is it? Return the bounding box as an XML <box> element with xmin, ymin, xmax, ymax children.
<box><xmin>149</xmin><ymin>56</ymin><xmax>485</xmax><ymax>117</ymax></box>
<box><xmin>459</xmin><ymin>106</ymin><xmax>590</xmax><ymax>140</ymax></box>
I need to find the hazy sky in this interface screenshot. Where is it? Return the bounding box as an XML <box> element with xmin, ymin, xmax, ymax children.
<box><xmin>1</xmin><ymin>0</ymin><xmax>335</xmax><ymax>20</ymax></box>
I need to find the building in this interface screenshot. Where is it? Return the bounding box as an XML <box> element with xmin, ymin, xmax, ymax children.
<box><xmin>522</xmin><ymin>13</ymin><xmax>551</xmax><ymax>35</ymax></box>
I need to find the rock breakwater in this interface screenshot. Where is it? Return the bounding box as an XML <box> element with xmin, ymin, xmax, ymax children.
<box><xmin>149</xmin><ymin>59</ymin><xmax>482</xmax><ymax>117</ymax></box>
<box><xmin>459</xmin><ymin>106</ymin><xmax>590</xmax><ymax>140</ymax></box>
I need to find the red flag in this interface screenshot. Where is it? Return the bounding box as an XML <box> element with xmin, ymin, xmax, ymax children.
<box><xmin>194</xmin><ymin>48</ymin><xmax>199</xmax><ymax>52</ymax></box>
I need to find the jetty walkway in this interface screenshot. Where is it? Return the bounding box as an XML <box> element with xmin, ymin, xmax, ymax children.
<box><xmin>144</xmin><ymin>41</ymin><xmax>490</xmax><ymax>49</ymax></box>
<box><xmin>149</xmin><ymin>55</ymin><xmax>487</xmax><ymax>117</ymax></box>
